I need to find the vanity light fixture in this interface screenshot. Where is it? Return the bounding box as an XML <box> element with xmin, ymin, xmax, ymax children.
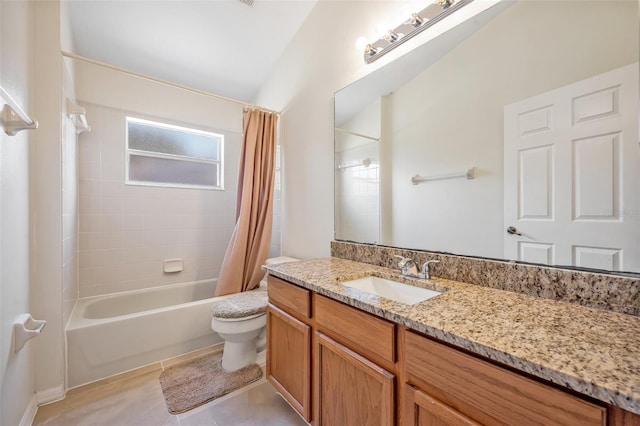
<box><xmin>361</xmin><ymin>0</ymin><xmax>473</xmax><ymax>64</ymax></box>
<box><xmin>384</xmin><ymin>30</ymin><xmax>400</xmax><ymax>43</ymax></box>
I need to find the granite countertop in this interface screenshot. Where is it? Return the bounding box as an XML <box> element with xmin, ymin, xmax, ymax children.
<box><xmin>264</xmin><ymin>257</ymin><xmax>640</xmax><ymax>415</ymax></box>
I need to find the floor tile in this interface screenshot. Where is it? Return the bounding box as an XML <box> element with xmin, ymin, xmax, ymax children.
<box><xmin>34</xmin><ymin>359</ymin><xmax>306</xmax><ymax>426</ymax></box>
<box><xmin>178</xmin><ymin>381</ymin><xmax>307</xmax><ymax>426</ymax></box>
<box><xmin>34</xmin><ymin>370</ymin><xmax>178</xmax><ymax>426</ymax></box>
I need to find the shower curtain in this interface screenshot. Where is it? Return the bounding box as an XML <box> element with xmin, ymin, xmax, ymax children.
<box><xmin>215</xmin><ymin>108</ymin><xmax>278</xmax><ymax>296</ymax></box>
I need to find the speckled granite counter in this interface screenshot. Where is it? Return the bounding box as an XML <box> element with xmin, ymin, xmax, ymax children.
<box><xmin>264</xmin><ymin>257</ymin><xmax>640</xmax><ymax>415</ymax></box>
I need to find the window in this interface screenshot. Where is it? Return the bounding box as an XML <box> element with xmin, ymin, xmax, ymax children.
<box><xmin>126</xmin><ymin>117</ymin><xmax>223</xmax><ymax>190</ymax></box>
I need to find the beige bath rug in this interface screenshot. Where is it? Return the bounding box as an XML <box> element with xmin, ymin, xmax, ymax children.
<box><xmin>159</xmin><ymin>351</ymin><xmax>263</xmax><ymax>414</ymax></box>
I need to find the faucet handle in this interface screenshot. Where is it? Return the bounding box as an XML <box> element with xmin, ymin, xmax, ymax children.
<box><xmin>394</xmin><ymin>255</ymin><xmax>411</xmax><ymax>267</ymax></box>
<box><xmin>420</xmin><ymin>260</ymin><xmax>440</xmax><ymax>279</ymax></box>
<box><xmin>394</xmin><ymin>255</ymin><xmax>420</xmax><ymax>276</ymax></box>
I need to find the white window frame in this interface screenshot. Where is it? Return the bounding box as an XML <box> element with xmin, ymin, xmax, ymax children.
<box><xmin>125</xmin><ymin>116</ymin><xmax>224</xmax><ymax>190</ymax></box>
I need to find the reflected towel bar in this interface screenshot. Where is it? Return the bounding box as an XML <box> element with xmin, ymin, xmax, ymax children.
<box><xmin>335</xmin><ymin>127</ymin><xmax>380</xmax><ymax>142</ymax></box>
<box><xmin>412</xmin><ymin>167</ymin><xmax>475</xmax><ymax>184</ymax></box>
<box><xmin>66</xmin><ymin>99</ymin><xmax>91</xmax><ymax>134</ymax></box>
<box><xmin>337</xmin><ymin>158</ymin><xmax>374</xmax><ymax>171</ymax></box>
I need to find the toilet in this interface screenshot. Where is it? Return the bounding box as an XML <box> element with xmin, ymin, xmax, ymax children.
<box><xmin>210</xmin><ymin>256</ymin><xmax>298</xmax><ymax>371</ymax></box>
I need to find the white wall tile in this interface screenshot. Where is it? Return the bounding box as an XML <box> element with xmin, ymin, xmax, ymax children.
<box><xmin>143</xmin><ymin>214</ymin><xmax>162</xmax><ymax>230</ymax></box>
<box><xmin>78</xmin><ymin>139</ymin><xmax>101</xmax><ymax>164</ymax></box>
<box><xmin>79</xmin><ymin>214</ymin><xmax>101</xmax><ymax>232</ymax></box>
<box><xmin>100</xmin><ymin>197</ymin><xmax>123</xmax><ymax>215</ymax></box>
<box><xmin>79</xmin><ymin>160</ymin><xmax>100</xmax><ymax>181</ymax></box>
<box><xmin>79</xmin><ymin>232</ymin><xmax>101</xmax><ymax>250</ymax></box>
<box><xmin>143</xmin><ymin>230</ymin><xmax>164</xmax><ymax>247</ymax></box>
<box><xmin>77</xmin><ymin>103</ymin><xmax>238</xmax><ymax>295</ymax></box>
<box><xmin>101</xmin><ymin>181</ymin><xmax>124</xmax><ymax>198</ymax></box>
<box><xmin>100</xmin><ymin>231</ymin><xmax>123</xmax><ymax>249</ymax></box>
<box><xmin>122</xmin><ymin>230</ymin><xmax>146</xmax><ymax>248</ymax></box>
<box><xmin>80</xmin><ymin>196</ymin><xmax>101</xmax><ymax>215</ymax></box>
<box><xmin>80</xmin><ymin>284</ymin><xmax>107</xmax><ymax>298</ymax></box>
<box><xmin>79</xmin><ymin>267</ymin><xmax>101</xmax><ymax>286</ymax></box>
<box><xmin>79</xmin><ymin>180</ymin><xmax>101</xmax><ymax>197</ymax></box>
<box><xmin>101</xmin><ymin>162</ymin><xmax>123</xmax><ymax>182</ymax></box>
<box><xmin>122</xmin><ymin>215</ymin><xmax>145</xmax><ymax>231</ymax></box>
<box><xmin>101</xmin><ymin>214</ymin><xmax>123</xmax><ymax>232</ymax></box>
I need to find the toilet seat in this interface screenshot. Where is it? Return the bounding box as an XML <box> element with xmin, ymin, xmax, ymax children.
<box><xmin>210</xmin><ymin>290</ymin><xmax>268</xmax><ymax>319</ymax></box>
<box><xmin>212</xmin><ymin>312</ymin><xmax>265</xmax><ymax>322</ymax></box>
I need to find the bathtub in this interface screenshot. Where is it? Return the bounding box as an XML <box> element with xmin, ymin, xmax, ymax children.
<box><xmin>66</xmin><ymin>279</ymin><xmax>253</xmax><ymax>388</ymax></box>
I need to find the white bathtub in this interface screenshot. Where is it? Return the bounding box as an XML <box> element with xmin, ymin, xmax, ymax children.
<box><xmin>66</xmin><ymin>279</ymin><xmax>245</xmax><ymax>388</ymax></box>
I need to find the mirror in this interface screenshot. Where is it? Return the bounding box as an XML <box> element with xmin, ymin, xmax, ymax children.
<box><xmin>335</xmin><ymin>0</ymin><xmax>640</xmax><ymax>274</ymax></box>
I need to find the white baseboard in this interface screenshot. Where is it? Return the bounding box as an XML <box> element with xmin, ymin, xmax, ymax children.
<box><xmin>36</xmin><ymin>384</ymin><xmax>65</xmax><ymax>405</ymax></box>
<box><xmin>19</xmin><ymin>395</ymin><xmax>38</xmax><ymax>426</ymax></box>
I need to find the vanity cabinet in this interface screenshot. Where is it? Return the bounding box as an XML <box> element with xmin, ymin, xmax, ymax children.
<box><xmin>267</xmin><ymin>275</ymin><xmax>640</xmax><ymax>426</ymax></box>
<box><xmin>266</xmin><ymin>277</ymin><xmax>312</xmax><ymax>422</ymax></box>
<box><xmin>267</xmin><ymin>276</ymin><xmax>397</xmax><ymax>425</ymax></box>
<box><xmin>404</xmin><ymin>330</ymin><xmax>606</xmax><ymax>426</ymax></box>
<box><xmin>314</xmin><ymin>294</ymin><xmax>396</xmax><ymax>425</ymax></box>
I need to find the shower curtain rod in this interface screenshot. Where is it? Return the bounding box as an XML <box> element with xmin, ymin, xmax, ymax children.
<box><xmin>60</xmin><ymin>51</ymin><xmax>280</xmax><ymax>116</ymax></box>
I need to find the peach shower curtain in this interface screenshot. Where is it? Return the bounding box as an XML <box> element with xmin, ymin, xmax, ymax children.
<box><xmin>215</xmin><ymin>108</ymin><xmax>278</xmax><ymax>296</ymax></box>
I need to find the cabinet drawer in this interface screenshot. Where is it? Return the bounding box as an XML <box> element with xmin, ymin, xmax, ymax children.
<box><xmin>268</xmin><ymin>276</ymin><xmax>311</xmax><ymax>319</ymax></box>
<box><xmin>314</xmin><ymin>294</ymin><xmax>396</xmax><ymax>365</ymax></box>
<box><xmin>405</xmin><ymin>331</ymin><xmax>606</xmax><ymax>426</ymax></box>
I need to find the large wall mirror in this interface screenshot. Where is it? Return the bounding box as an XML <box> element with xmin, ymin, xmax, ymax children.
<box><xmin>334</xmin><ymin>0</ymin><xmax>640</xmax><ymax>274</ymax></box>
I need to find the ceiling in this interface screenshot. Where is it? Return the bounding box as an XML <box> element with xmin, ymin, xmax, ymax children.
<box><xmin>68</xmin><ymin>0</ymin><xmax>318</xmax><ymax>103</ymax></box>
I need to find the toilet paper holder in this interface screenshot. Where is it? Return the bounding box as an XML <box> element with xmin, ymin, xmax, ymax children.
<box><xmin>13</xmin><ymin>313</ymin><xmax>46</xmax><ymax>352</ymax></box>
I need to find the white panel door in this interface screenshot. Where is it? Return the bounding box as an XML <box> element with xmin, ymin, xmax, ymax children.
<box><xmin>504</xmin><ymin>63</ymin><xmax>639</xmax><ymax>271</ymax></box>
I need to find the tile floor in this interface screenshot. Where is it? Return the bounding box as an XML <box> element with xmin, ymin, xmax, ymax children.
<box><xmin>33</xmin><ymin>351</ymin><xmax>307</xmax><ymax>426</ymax></box>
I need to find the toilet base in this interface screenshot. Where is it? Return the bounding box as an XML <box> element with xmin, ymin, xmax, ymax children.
<box><xmin>221</xmin><ymin>339</ymin><xmax>259</xmax><ymax>371</ymax></box>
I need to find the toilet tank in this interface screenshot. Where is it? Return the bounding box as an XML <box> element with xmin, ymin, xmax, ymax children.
<box><xmin>260</xmin><ymin>256</ymin><xmax>299</xmax><ymax>287</ymax></box>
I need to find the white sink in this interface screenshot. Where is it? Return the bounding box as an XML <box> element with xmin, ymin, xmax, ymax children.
<box><xmin>341</xmin><ymin>276</ymin><xmax>441</xmax><ymax>305</ymax></box>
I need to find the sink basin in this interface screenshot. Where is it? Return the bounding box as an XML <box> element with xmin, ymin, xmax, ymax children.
<box><xmin>341</xmin><ymin>276</ymin><xmax>441</xmax><ymax>305</ymax></box>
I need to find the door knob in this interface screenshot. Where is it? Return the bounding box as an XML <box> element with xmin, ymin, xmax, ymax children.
<box><xmin>506</xmin><ymin>226</ymin><xmax>522</xmax><ymax>236</ymax></box>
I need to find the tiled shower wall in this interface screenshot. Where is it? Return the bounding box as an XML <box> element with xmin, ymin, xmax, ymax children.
<box><xmin>77</xmin><ymin>103</ymin><xmax>241</xmax><ymax>297</ymax></box>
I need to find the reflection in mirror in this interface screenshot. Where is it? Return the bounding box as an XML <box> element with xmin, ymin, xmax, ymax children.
<box><xmin>335</xmin><ymin>98</ymin><xmax>381</xmax><ymax>244</ymax></box>
<box><xmin>334</xmin><ymin>0</ymin><xmax>640</xmax><ymax>274</ymax></box>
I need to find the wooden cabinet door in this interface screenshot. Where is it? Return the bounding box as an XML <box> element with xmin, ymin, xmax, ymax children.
<box><xmin>404</xmin><ymin>384</ymin><xmax>481</xmax><ymax>426</ymax></box>
<box><xmin>405</xmin><ymin>331</ymin><xmax>606</xmax><ymax>426</ymax></box>
<box><xmin>315</xmin><ymin>332</ymin><xmax>395</xmax><ymax>426</ymax></box>
<box><xmin>266</xmin><ymin>304</ymin><xmax>311</xmax><ymax>422</ymax></box>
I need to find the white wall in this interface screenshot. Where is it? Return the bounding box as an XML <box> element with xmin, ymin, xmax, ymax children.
<box><xmin>31</xmin><ymin>0</ymin><xmax>68</xmax><ymax>405</ymax></box>
<box><xmin>75</xmin><ymin>60</ymin><xmax>243</xmax><ymax>297</ymax></box>
<box><xmin>388</xmin><ymin>0</ymin><xmax>637</xmax><ymax>257</ymax></box>
<box><xmin>0</xmin><ymin>1</ymin><xmax>36</xmax><ymax>424</ymax></box>
<box><xmin>0</xmin><ymin>1</ymin><xmax>78</xmax><ymax>419</ymax></box>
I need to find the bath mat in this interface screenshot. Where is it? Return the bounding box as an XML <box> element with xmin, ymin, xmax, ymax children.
<box><xmin>159</xmin><ymin>352</ymin><xmax>263</xmax><ymax>414</ymax></box>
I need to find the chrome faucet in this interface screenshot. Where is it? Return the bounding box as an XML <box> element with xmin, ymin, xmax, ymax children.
<box><xmin>394</xmin><ymin>255</ymin><xmax>419</xmax><ymax>277</ymax></box>
<box><xmin>420</xmin><ymin>260</ymin><xmax>440</xmax><ymax>279</ymax></box>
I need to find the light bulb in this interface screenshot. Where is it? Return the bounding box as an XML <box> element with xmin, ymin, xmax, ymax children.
<box><xmin>384</xmin><ymin>30</ymin><xmax>399</xmax><ymax>43</ymax></box>
<box><xmin>355</xmin><ymin>36</ymin><xmax>369</xmax><ymax>51</ymax></box>
<box><xmin>374</xmin><ymin>21</ymin><xmax>389</xmax><ymax>39</ymax></box>
<box><xmin>406</xmin><ymin>12</ymin><xmax>424</xmax><ymax>27</ymax></box>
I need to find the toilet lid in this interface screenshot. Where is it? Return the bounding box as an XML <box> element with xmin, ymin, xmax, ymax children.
<box><xmin>211</xmin><ymin>291</ymin><xmax>268</xmax><ymax>319</ymax></box>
